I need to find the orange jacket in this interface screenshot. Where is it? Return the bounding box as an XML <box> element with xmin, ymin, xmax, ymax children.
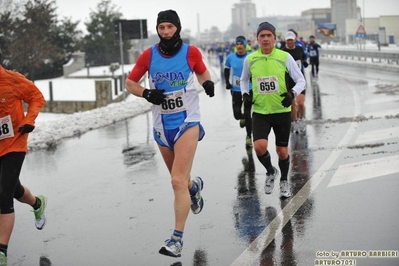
<box><xmin>0</xmin><ymin>66</ymin><xmax>45</xmax><ymax>156</ymax></box>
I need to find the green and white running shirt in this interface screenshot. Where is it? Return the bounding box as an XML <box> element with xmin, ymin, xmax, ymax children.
<box><xmin>240</xmin><ymin>47</ymin><xmax>306</xmax><ymax>115</ymax></box>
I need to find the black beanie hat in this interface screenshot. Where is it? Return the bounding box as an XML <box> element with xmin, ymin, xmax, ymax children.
<box><xmin>257</xmin><ymin>22</ymin><xmax>276</xmax><ymax>37</ymax></box>
<box><xmin>156</xmin><ymin>10</ymin><xmax>183</xmax><ymax>56</ymax></box>
<box><xmin>157</xmin><ymin>9</ymin><xmax>181</xmax><ymax>33</ymax></box>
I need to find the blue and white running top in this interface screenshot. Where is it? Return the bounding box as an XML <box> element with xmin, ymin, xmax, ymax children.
<box><xmin>225</xmin><ymin>51</ymin><xmax>252</xmax><ymax>92</ymax></box>
<box><xmin>149</xmin><ymin>43</ymin><xmax>201</xmax><ymax>131</ymax></box>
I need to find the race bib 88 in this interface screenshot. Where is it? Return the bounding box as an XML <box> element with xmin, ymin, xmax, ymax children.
<box><xmin>0</xmin><ymin>115</ymin><xmax>15</xmax><ymax>141</ymax></box>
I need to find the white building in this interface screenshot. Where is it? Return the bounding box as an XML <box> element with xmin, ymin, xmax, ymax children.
<box><xmin>231</xmin><ymin>0</ymin><xmax>257</xmax><ymax>37</ymax></box>
<box><xmin>331</xmin><ymin>0</ymin><xmax>358</xmax><ymax>42</ymax></box>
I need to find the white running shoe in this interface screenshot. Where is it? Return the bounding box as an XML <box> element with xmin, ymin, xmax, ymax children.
<box><xmin>298</xmin><ymin>119</ymin><xmax>306</xmax><ymax>133</ymax></box>
<box><xmin>159</xmin><ymin>235</ymin><xmax>183</xmax><ymax>258</ymax></box>
<box><xmin>265</xmin><ymin>167</ymin><xmax>278</xmax><ymax>194</ymax></box>
<box><xmin>190</xmin><ymin>177</ymin><xmax>204</xmax><ymax>214</ymax></box>
<box><xmin>280</xmin><ymin>180</ymin><xmax>292</xmax><ymax>198</ymax></box>
<box><xmin>292</xmin><ymin>121</ymin><xmax>299</xmax><ymax>134</ymax></box>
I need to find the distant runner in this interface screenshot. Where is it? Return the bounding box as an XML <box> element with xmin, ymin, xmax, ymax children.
<box><xmin>224</xmin><ymin>36</ymin><xmax>253</xmax><ymax>147</ymax></box>
<box><xmin>282</xmin><ymin>31</ymin><xmax>308</xmax><ymax>134</ymax></box>
<box><xmin>307</xmin><ymin>35</ymin><xmax>322</xmax><ymax>80</ymax></box>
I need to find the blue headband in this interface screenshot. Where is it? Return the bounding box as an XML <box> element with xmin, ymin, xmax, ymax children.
<box><xmin>236</xmin><ymin>37</ymin><xmax>247</xmax><ymax>47</ymax></box>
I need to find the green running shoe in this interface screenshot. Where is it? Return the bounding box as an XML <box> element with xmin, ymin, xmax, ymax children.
<box><xmin>0</xmin><ymin>251</ymin><xmax>7</xmax><ymax>266</ymax></box>
<box><xmin>239</xmin><ymin>119</ymin><xmax>245</xmax><ymax>128</ymax></box>
<box><xmin>245</xmin><ymin>136</ymin><xmax>252</xmax><ymax>148</ymax></box>
<box><xmin>33</xmin><ymin>195</ymin><xmax>47</xmax><ymax>230</ymax></box>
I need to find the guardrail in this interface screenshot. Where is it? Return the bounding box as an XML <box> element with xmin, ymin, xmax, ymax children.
<box><xmin>321</xmin><ymin>49</ymin><xmax>399</xmax><ymax>64</ymax></box>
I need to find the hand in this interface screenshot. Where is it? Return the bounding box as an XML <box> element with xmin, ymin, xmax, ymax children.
<box><xmin>242</xmin><ymin>93</ymin><xmax>252</xmax><ymax>108</ymax></box>
<box><xmin>18</xmin><ymin>124</ymin><xmax>35</xmax><ymax>135</ymax></box>
<box><xmin>302</xmin><ymin>61</ymin><xmax>309</xmax><ymax>68</ymax></box>
<box><xmin>226</xmin><ymin>83</ymin><xmax>232</xmax><ymax>90</ymax></box>
<box><xmin>280</xmin><ymin>91</ymin><xmax>295</xmax><ymax>108</ymax></box>
<box><xmin>142</xmin><ymin>89</ymin><xmax>166</xmax><ymax>105</ymax></box>
<box><xmin>202</xmin><ymin>80</ymin><xmax>215</xmax><ymax>97</ymax></box>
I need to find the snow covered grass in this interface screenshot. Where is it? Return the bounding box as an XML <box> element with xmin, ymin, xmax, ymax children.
<box><xmin>31</xmin><ymin>96</ymin><xmax>151</xmax><ymax>151</ymax></box>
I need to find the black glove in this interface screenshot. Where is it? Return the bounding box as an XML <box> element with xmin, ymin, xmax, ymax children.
<box><xmin>226</xmin><ymin>83</ymin><xmax>232</xmax><ymax>90</ymax></box>
<box><xmin>280</xmin><ymin>91</ymin><xmax>295</xmax><ymax>108</ymax></box>
<box><xmin>18</xmin><ymin>124</ymin><xmax>35</xmax><ymax>135</ymax></box>
<box><xmin>142</xmin><ymin>89</ymin><xmax>166</xmax><ymax>105</ymax></box>
<box><xmin>202</xmin><ymin>80</ymin><xmax>215</xmax><ymax>97</ymax></box>
<box><xmin>302</xmin><ymin>61</ymin><xmax>309</xmax><ymax>68</ymax></box>
<box><xmin>242</xmin><ymin>93</ymin><xmax>252</xmax><ymax>108</ymax></box>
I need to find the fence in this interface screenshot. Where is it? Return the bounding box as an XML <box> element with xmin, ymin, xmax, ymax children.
<box><xmin>35</xmin><ymin>77</ymin><xmax>127</xmax><ymax>114</ymax></box>
<box><xmin>321</xmin><ymin>49</ymin><xmax>399</xmax><ymax>64</ymax></box>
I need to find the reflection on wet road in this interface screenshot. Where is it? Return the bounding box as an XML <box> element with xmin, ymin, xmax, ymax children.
<box><xmin>233</xmin><ymin>147</ymin><xmax>266</xmax><ymax>244</ymax></box>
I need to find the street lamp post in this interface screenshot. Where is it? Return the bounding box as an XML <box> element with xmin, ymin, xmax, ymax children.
<box><xmin>363</xmin><ymin>0</ymin><xmax>365</xmax><ymax>30</ymax></box>
<box><xmin>362</xmin><ymin>0</ymin><xmax>366</xmax><ymax>50</ymax></box>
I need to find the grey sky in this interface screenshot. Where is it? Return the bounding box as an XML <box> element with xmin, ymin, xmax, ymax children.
<box><xmin>54</xmin><ymin>0</ymin><xmax>399</xmax><ymax>34</ymax></box>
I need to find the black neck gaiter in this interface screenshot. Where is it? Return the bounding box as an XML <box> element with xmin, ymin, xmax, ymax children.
<box><xmin>158</xmin><ymin>33</ymin><xmax>183</xmax><ymax>56</ymax></box>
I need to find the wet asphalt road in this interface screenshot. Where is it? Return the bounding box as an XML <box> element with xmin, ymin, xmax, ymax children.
<box><xmin>9</xmin><ymin>60</ymin><xmax>399</xmax><ymax>266</ymax></box>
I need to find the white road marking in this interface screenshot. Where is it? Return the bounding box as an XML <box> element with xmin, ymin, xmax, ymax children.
<box><xmin>365</xmin><ymin>108</ymin><xmax>399</xmax><ymax>118</ymax></box>
<box><xmin>364</xmin><ymin>97</ymin><xmax>397</xmax><ymax>105</ymax></box>
<box><xmin>328</xmin><ymin>155</ymin><xmax>399</xmax><ymax>187</ymax></box>
<box><xmin>355</xmin><ymin>126</ymin><xmax>399</xmax><ymax>145</ymax></box>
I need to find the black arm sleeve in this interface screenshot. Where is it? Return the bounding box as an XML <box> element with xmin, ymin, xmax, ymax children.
<box><xmin>224</xmin><ymin>68</ymin><xmax>230</xmax><ymax>84</ymax></box>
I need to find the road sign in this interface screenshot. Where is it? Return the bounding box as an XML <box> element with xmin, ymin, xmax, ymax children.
<box><xmin>356</xmin><ymin>24</ymin><xmax>367</xmax><ymax>39</ymax></box>
<box><xmin>114</xmin><ymin>19</ymin><xmax>148</xmax><ymax>40</ymax></box>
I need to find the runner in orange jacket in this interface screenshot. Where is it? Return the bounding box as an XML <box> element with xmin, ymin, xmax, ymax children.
<box><xmin>0</xmin><ymin>49</ymin><xmax>47</xmax><ymax>265</ymax></box>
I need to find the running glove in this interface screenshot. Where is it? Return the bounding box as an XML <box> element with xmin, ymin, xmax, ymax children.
<box><xmin>142</xmin><ymin>89</ymin><xmax>166</xmax><ymax>105</ymax></box>
<box><xmin>302</xmin><ymin>61</ymin><xmax>309</xmax><ymax>68</ymax></box>
<box><xmin>226</xmin><ymin>83</ymin><xmax>233</xmax><ymax>90</ymax></box>
<box><xmin>242</xmin><ymin>93</ymin><xmax>252</xmax><ymax>108</ymax></box>
<box><xmin>280</xmin><ymin>91</ymin><xmax>295</xmax><ymax>107</ymax></box>
<box><xmin>18</xmin><ymin>124</ymin><xmax>35</xmax><ymax>135</ymax></box>
<box><xmin>202</xmin><ymin>80</ymin><xmax>215</xmax><ymax>97</ymax></box>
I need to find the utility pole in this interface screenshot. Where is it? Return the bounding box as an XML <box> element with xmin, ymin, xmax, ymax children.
<box><xmin>362</xmin><ymin>0</ymin><xmax>366</xmax><ymax>50</ymax></box>
<box><xmin>363</xmin><ymin>0</ymin><xmax>365</xmax><ymax>30</ymax></box>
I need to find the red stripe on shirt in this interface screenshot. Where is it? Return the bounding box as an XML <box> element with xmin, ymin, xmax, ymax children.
<box><xmin>127</xmin><ymin>44</ymin><xmax>207</xmax><ymax>82</ymax></box>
